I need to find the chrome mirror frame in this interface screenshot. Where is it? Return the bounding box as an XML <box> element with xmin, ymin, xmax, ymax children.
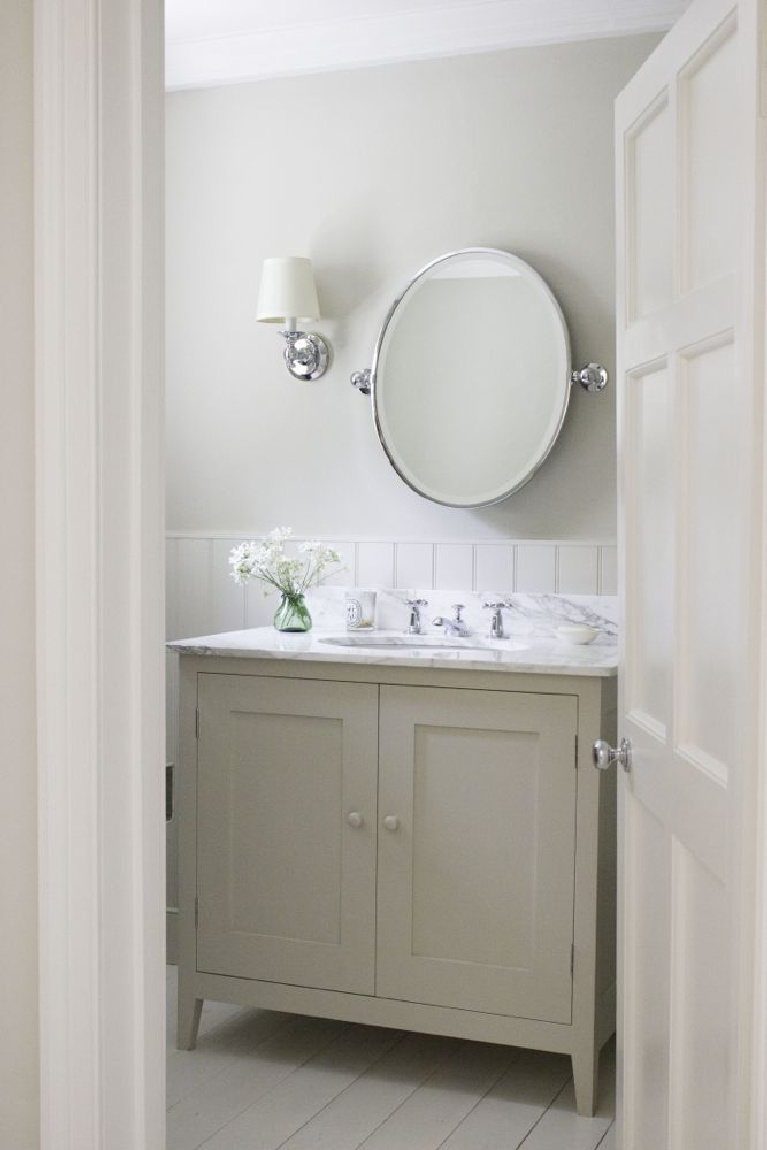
<box><xmin>352</xmin><ymin>248</ymin><xmax>606</xmax><ymax>508</ymax></box>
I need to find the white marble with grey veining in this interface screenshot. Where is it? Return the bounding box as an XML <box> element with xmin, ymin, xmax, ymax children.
<box><xmin>168</xmin><ymin>590</ymin><xmax>617</xmax><ymax>676</ymax></box>
<box><xmin>306</xmin><ymin>587</ymin><xmax>617</xmax><ymax>638</ymax></box>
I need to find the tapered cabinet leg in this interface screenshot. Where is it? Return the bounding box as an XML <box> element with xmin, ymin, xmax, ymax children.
<box><xmin>572</xmin><ymin>1043</ymin><xmax>599</xmax><ymax>1117</ymax></box>
<box><xmin>177</xmin><ymin>973</ymin><xmax>203</xmax><ymax>1051</ymax></box>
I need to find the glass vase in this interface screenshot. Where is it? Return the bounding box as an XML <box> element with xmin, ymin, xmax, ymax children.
<box><xmin>273</xmin><ymin>591</ymin><xmax>312</xmax><ymax>633</ymax></box>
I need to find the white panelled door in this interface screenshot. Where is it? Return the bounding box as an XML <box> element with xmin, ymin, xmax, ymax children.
<box><xmin>615</xmin><ymin>1</ymin><xmax>764</xmax><ymax>1146</ymax></box>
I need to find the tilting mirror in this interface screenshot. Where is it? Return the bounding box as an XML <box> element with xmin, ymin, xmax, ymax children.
<box><xmin>352</xmin><ymin>248</ymin><xmax>605</xmax><ymax>508</ymax></box>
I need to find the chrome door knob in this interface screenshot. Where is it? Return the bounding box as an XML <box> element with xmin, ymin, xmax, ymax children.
<box><xmin>383</xmin><ymin>815</ymin><xmax>400</xmax><ymax>832</ymax></box>
<box><xmin>593</xmin><ymin>737</ymin><xmax>632</xmax><ymax>772</ymax></box>
<box><xmin>347</xmin><ymin>811</ymin><xmax>364</xmax><ymax>829</ymax></box>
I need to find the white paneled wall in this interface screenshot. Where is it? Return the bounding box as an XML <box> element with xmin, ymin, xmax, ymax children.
<box><xmin>164</xmin><ymin>532</ymin><xmax>616</xmax><ymax>918</ymax></box>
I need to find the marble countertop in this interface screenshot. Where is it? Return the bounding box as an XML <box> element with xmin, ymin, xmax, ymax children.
<box><xmin>168</xmin><ymin>627</ymin><xmax>618</xmax><ymax>677</ymax></box>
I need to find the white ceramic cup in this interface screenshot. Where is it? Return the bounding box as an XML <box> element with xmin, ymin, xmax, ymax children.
<box><xmin>345</xmin><ymin>589</ymin><xmax>377</xmax><ymax>630</ymax></box>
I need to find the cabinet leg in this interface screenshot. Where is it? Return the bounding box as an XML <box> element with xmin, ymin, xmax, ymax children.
<box><xmin>572</xmin><ymin>1043</ymin><xmax>599</xmax><ymax>1117</ymax></box>
<box><xmin>177</xmin><ymin>973</ymin><xmax>203</xmax><ymax>1051</ymax></box>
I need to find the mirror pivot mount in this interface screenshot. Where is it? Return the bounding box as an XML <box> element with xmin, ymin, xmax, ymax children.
<box><xmin>351</xmin><ymin>369</ymin><xmax>372</xmax><ymax>395</ymax></box>
<box><xmin>571</xmin><ymin>362</ymin><xmax>608</xmax><ymax>392</ymax></box>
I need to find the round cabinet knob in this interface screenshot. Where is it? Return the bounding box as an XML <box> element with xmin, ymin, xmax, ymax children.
<box><xmin>347</xmin><ymin>812</ymin><xmax>364</xmax><ymax>829</ymax></box>
<box><xmin>593</xmin><ymin>737</ymin><xmax>632</xmax><ymax>772</ymax></box>
<box><xmin>383</xmin><ymin>814</ymin><xmax>400</xmax><ymax>832</ymax></box>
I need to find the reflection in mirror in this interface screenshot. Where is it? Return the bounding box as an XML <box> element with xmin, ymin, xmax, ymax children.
<box><xmin>371</xmin><ymin>249</ymin><xmax>571</xmax><ymax>507</ymax></box>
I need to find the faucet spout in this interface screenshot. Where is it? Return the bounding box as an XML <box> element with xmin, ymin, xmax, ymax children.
<box><xmin>439</xmin><ymin>604</ymin><xmax>470</xmax><ymax>637</ymax></box>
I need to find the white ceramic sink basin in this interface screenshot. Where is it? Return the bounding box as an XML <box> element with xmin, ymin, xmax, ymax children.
<box><xmin>319</xmin><ymin>634</ymin><xmax>527</xmax><ymax>653</ymax></box>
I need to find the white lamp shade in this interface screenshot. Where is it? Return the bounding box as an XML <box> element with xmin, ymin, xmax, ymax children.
<box><xmin>257</xmin><ymin>257</ymin><xmax>320</xmax><ymax>324</ymax></box>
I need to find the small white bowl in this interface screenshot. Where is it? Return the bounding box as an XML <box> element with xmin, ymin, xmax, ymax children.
<box><xmin>555</xmin><ymin>625</ymin><xmax>599</xmax><ymax>645</ymax></box>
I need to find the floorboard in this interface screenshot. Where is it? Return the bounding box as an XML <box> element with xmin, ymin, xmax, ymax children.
<box><xmin>166</xmin><ymin>968</ymin><xmax>616</xmax><ymax>1150</ymax></box>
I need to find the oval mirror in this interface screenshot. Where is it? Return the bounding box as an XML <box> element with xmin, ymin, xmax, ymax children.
<box><xmin>371</xmin><ymin>248</ymin><xmax>571</xmax><ymax>507</ymax></box>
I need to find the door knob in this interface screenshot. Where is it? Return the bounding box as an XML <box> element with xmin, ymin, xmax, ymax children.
<box><xmin>593</xmin><ymin>737</ymin><xmax>632</xmax><ymax>772</ymax></box>
<box><xmin>347</xmin><ymin>811</ymin><xmax>364</xmax><ymax>829</ymax></box>
<box><xmin>383</xmin><ymin>815</ymin><xmax>400</xmax><ymax>832</ymax></box>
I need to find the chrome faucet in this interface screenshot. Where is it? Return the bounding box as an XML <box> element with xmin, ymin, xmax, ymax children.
<box><xmin>483</xmin><ymin>601</ymin><xmax>509</xmax><ymax>639</ymax></box>
<box><xmin>433</xmin><ymin>604</ymin><xmax>470</xmax><ymax>638</ymax></box>
<box><xmin>405</xmin><ymin>598</ymin><xmax>428</xmax><ymax>635</ymax></box>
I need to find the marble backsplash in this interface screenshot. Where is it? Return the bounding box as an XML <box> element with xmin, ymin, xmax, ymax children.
<box><xmin>306</xmin><ymin>588</ymin><xmax>617</xmax><ymax>642</ymax></box>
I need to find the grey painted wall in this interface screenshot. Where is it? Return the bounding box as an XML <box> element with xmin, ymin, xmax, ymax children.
<box><xmin>0</xmin><ymin>1</ymin><xmax>39</xmax><ymax>1146</ymax></box>
<box><xmin>166</xmin><ymin>35</ymin><xmax>660</xmax><ymax>540</ymax></box>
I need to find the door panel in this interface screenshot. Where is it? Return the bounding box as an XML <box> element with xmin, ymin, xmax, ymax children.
<box><xmin>623</xmin><ymin>795</ymin><xmax>671</xmax><ymax>1148</ymax></box>
<box><xmin>677</xmin><ymin>336</ymin><xmax>742</xmax><ymax>779</ymax></box>
<box><xmin>680</xmin><ymin>16</ymin><xmax>738</xmax><ymax>291</ymax></box>
<box><xmin>616</xmin><ymin>1</ymin><xmax>762</xmax><ymax>1144</ymax></box>
<box><xmin>196</xmin><ymin>674</ymin><xmax>378</xmax><ymax>994</ymax></box>
<box><xmin>667</xmin><ymin>840</ymin><xmax>730</xmax><ymax>1150</ymax></box>
<box><xmin>627</xmin><ymin>96</ymin><xmax>674</xmax><ymax>321</ymax></box>
<box><xmin>625</xmin><ymin>360</ymin><xmax>674</xmax><ymax>737</ymax></box>
<box><xmin>377</xmin><ymin>685</ymin><xmax>578</xmax><ymax>1022</ymax></box>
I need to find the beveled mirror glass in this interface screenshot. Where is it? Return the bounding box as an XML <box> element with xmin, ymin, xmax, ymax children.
<box><xmin>371</xmin><ymin>248</ymin><xmax>571</xmax><ymax>507</ymax></box>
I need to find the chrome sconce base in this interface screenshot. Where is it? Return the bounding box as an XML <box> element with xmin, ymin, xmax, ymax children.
<box><xmin>570</xmin><ymin>362</ymin><xmax>608</xmax><ymax>392</ymax></box>
<box><xmin>351</xmin><ymin>363</ymin><xmax>608</xmax><ymax>395</ymax></box>
<box><xmin>281</xmin><ymin>330</ymin><xmax>330</xmax><ymax>381</ymax></box>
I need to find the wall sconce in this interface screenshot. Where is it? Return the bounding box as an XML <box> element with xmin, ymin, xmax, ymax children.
<box><xmin>256</xmin><ymin>257</ymin><xmax>330</xmax><ymax>381</ymax></box>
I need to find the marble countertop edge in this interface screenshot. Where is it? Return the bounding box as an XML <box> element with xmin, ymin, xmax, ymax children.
<box><xmin>167</xmin><ymin>628</ymin><xmax>618</xmax><ymax>678</ymax></box>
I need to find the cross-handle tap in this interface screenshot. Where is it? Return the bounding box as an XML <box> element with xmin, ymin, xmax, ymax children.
<box><xmin>483</xmin><ymin>601</ymin><xmax>510</xmax><ymax>639</ymax></box>
<box><xmin>405</xmin><ymin>598</ymin><xmax>428</xmax><ymax>635</ymax></box>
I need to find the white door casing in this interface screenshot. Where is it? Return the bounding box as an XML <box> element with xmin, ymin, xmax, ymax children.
<box><xmin>616</xmin><ymin>0</ymin><xmax>766</xmax><ymax>1146</ymax></box>
<box><xmin>34</xmin><ymin>1</ymin><xmax>165</xmax><ymax>1148</ymax></box>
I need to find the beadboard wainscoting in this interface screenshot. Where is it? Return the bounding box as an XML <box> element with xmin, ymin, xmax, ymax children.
<box><xmin>164</xmin><ymin>533</ymin><xmax>617</xmax><ymax>937</ymax></box>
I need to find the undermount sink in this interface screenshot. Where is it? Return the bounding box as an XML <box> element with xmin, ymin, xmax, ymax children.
<box><xmin>319</xmin><ymin>634</ymin><xmax>527</xmax><ymax>653</ymax></box>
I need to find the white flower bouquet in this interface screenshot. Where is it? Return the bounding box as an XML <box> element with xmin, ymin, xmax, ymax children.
<box><xmin>228</xmin><ymin>527</ymin><xmax>343</xmax><ymax>632</ymax></box>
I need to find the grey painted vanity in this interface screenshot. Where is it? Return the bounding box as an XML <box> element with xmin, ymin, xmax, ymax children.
<box><xmin>170</xmin><ymin>620</ymin><xmax>617</xmax><ymax>1117</ymax></box>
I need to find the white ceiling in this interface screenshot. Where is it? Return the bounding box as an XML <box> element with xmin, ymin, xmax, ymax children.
<box><xmin>165</xmin><ymin>0</ymin><xmax>689</xmax><ymax>91</ymax></box>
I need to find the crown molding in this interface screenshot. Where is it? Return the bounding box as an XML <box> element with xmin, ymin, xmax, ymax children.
<box><xmin>165</xmin><ymin>0</ymin><xmax>689</xmax><ymax>91</ymax></box>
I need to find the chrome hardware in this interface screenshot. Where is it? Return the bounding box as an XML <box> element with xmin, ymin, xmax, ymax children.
<box><xmin>433</xmin><ymin>604</ymin><xmax>470</xmax><ymax>637</ymax></box>
<box><xmin>347</xmin><ymin>811</ymin><xmax>364</xmax><ymax>829</ymax></box>
<box><xmin>483</xmin><ymin>601</ymin><xmax>509</xmax><ymax>639</ymax></box>
<box><xmin>592</xmin><ymin>737</ymin><xmax>632</xmax><ymax>772</ymax></box>
<box><xmin>281</xmin><ymin>330</ymin><xmax>330</xmax><ymax>381</ymax></box>
<box><xmin>383</xmin><ymin>814</ymin><xmax>400</xmax><ymax>832</ymax></box>
<box><xmin>405</xmin><ymin>598</ymin><xmax>428</xmax><ymax>635</ymax></box>
<box><xmin>571</xmin><ymin>362</ymin><xmax>609</xmax><ymax>393</ymax></box>
<box><xmin>350</xmin><ymin>368</ymin><xmax>372</xmax><ymax>394</ymax></box>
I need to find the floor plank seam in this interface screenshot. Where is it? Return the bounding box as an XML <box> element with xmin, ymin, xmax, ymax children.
<box><xmin>353</xmin><ymin>1038</ymin><xmax>464</xmax><ymax>1149</ymax></box>
<box><xmin>432</xmin><ymin>1048</ymin><xmax>522</xmax><ymax>1150</ymax></box>
<box><xmin>167</xmin><ymin>1011</ymin><xmax>299</xmax><ymax>1112</ymax></box>
<box><xmin>514</xmin><ymin>1074</ymin><xmax>573</xmax><ymax>1149</ymax></box>
<box><xmin>594</xmin><ymin>1119</ymin><xmax>615</xmax><ymax>1147</ymax></box>
<box><xmin>271</xmin><ymin>1029</ymin><xmax>408</xmax><ymax>1150</ymax></box>
<box><xmin>192</xmin><ymin>1021</ymin><xmax>354</xmax><ymax>1150</ymax></box>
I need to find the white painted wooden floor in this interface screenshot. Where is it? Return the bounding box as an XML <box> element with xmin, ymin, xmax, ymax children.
<box><xmin>167</xmin><ymin>968</ymin><xmax>616</xmax><ymax>1150</ymax></box>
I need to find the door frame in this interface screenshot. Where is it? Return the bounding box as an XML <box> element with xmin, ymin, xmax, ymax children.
<box><xmin>31</xmin><ymin>3</ymin><xmax>767</xmax><ymax>1150</ymax></box>
<box><xmin>34</xmin><ymin>1</ymin><xmax>165</xmax><ymax>1147</ymax></box>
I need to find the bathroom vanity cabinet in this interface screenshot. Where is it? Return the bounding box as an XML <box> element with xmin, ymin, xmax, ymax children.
<box><xmin>173</xmin><ymin>639</ymin><xmax>617</xmax><ymax>1117</ymax></box>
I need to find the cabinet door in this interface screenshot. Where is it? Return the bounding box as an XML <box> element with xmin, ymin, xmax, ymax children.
<box><xmin>378</xmin><ymin>686</ymin><xmax>578</xmax><ymax>1022</ymax></box>
<box><xmin>196</xmin><ymin>674</ymin><xmax>378</xmax><ymax>994</ymax></box>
